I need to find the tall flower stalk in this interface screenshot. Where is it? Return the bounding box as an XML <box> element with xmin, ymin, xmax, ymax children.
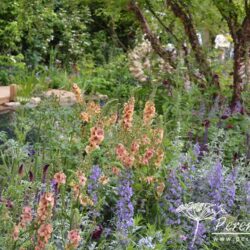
<box><xmin>116</xmin><ymin>170</ymin><xmax>134</xmax><ymax>237</ymax></box>
<box><xmin>88</xmin><ymin>165</ymin><xmax>101</xmax><ymax>204</ymax></box>
<box><xmin>208</xmin><ymin>161</ymin><xmax>223</xmax><ymax>205</ymax></box>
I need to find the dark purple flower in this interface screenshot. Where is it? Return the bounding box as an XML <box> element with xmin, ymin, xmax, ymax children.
<box><xmin>202</xmin><ymin>119</ymin><xmax>210</xmax><ymax>128</ymax></box>
<box><xmin>116</xmin><ymin>170</ymin><xmax>134</xmax><ymax>235</ymax></box>
<box><xmin>6</xmin><ymin>199</ymin><xmax>13</xmax><ymax>209</ymax></box>
<box><xmin>91</xmin><ymin>225</ymin><xmax>103</xmax><ymax>240</ymax></box>
<box><xmin>42</xmin><ymin>164</ymin><xmax>50</xmax><ymax>183</ymax></box>
<box><xmin>18</xmin><ymin>164</ymin><xmax>24</xmax><ymax>176</ymax></box>
<box><xmin>29</xmin><ymin>171</ymin><xmax>34</xmax><ymax>182</ymax></box>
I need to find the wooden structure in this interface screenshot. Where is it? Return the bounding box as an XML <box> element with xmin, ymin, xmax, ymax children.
<box><xmin>0</xmin><ymin>85</ymin><xmax>17</xmax><ymax>114</ymax></box>
<box><xmin>0</xmin><ymin>85</ymin><xmax>17</xmax><ymax>105</ymax></box>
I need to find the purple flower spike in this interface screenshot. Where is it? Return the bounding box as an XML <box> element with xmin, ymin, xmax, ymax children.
<box><xmin>165</xmin><ymin>170</ymin><xmax>183</xmax><ymax>225</ymax></box>
<box><xmin>116</xmin><ymin>171</ymin><xmax>134</xmax><ymax>236</ymax></box>
<box><xmin>224</xmin><ymin>167</ymin><xmax>237</xmax><ymax>211</ymax></box>
<box><xmin>88</xmin><ymin>165</ymin><xmax>101</xmax><ymax>204</ymax></box>
<box><xmin>208</xmin><ymin>161</ymin><xmax>223</xmax><ymax>205</ymax></box>
<box><xmin>91</xmin><ymin>225</ymin><xmax>103</xmax><ymax>240</ymax></box>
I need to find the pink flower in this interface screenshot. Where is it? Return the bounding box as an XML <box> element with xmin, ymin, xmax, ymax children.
<box><xmin>53</xmin><ymin>171</ymin><xmax>66</xmax><ymax>185</ymax></box>
<box><xmin>143</xmin><ymin>100</ymin><xmax>155</xmax><ymax>125</ymax></box>
<box><xmin>67</xmin><ymin>229</ymin><xmax>81</xmax><ymax>248</ymax></box>
<box><xmin>76</xmin><ymin>170</ymin><xmax>87</xmax><ymax>187</ymax></box>
<box><xmin>12</xmin><ymin>225</ymin><xmax>19</xmax><ymax>241</ymax></box>
<box><xmin>20</xmin><ymin>206</ymin><xmax>32</xmax><ymax>228</ymax></box>
<box><xmin>122</xmin><ymin>97</ymin><xmax>135</xmax><ymax>130</ymax></box>
<box><xmin>131</xmin><ymin>141</ymin><xmax>140</xmax><ymax>153</ymax></box>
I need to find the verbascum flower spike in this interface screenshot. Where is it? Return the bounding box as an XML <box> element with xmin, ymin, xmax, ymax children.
<box><xmin>66</xmin><ymin>229</ymin><xmax>81</xmax><ymax>249</ymax></box>
<box><xmin>35</xmin><ymin>223</ymin><xmax>53</xmax><ymax>250</ymax></box>
<box><xmin>72</xmin><ymin>83</ymin><xmax>83</xmax><ymax>104</ymax></box>
<box><xmin>143</xmin><ymin>100</ymin><xmax>155</xmax><ymax>125</ymax></box>
<box><xmin>122</xmin><ymin>97</ymin><xmax>135</xmax><ymax>131</ymax></box>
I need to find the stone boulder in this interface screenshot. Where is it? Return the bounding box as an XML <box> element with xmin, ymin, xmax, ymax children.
<box><xmin>43</xmin><ymin>89</ymin><xmax>77</xmax><ymax>106</ymax></box>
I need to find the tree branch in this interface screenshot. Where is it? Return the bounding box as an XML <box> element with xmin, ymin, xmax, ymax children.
<box><xmin>144</xmin><ymin>0</ymin><xmax>179</xmax><ymax>43</ymax></box>
<box><xmin>166</xmin><ymin>0</ymin><xmax>214</xmax><ymax>85</ymax></box>
<box><xmin>245</xmin><ymin>0</ymin><xmax>250</xmax><ymax>14</ymax></box>
<box><xmin>128</xmin><ymin>1</ymin><xmax>176</xmax><ymax>68</ymax></box>
<box><xmin>212</xmin><ymin>0</ymin><xmax>239</xmax><ymax>42</ymax></box>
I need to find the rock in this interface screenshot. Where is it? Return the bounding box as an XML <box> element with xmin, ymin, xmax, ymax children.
<box><xmin>30</xmin><ymin>97</ymin><xmax>41</xmax><ymax>104</ymax></box>
<box><xmin>44</xmin><ymin>89</ymin><xmax>77</xmax><ymax>106</ymax></box>
<box><xmin>25</xmin><ymin>97</ymin><xmax>42</xmax><ymax>108</ymax></box>
<box><xmin>4</xmin><ymin>102</ymin><xmax>21</xmax><ymax>108</ymax></box>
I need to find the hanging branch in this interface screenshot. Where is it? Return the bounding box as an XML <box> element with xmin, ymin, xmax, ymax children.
<box><xmin>245</xmin><ymin>0</ymin><xmax>250</xmax><ymax>14</ymax></box>
<box><xmin>144</xmin><ymin>0</ymin><xmax>179</xmax><ymax>43</ymax></box>
<box><xmin>213</xmin><ymin>0</ymin><xmax>239</xmax><ymax>42</ymax></box>
<box><xmin>213</xmin><ymin>0</ymin><xmax>250</xmax><ymax>109</ymax></box>
<box><xmin>166</xmin><ymin>0</ymin><xmax>214</xmax><ymax>86</ymax></box>
<box><xmin>128</xmin><ymin>0</ymin><xmax>176</xmax><ymax>68</ymax></box>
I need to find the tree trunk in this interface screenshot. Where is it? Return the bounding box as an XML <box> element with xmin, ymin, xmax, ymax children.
<box><xmin>231</xmin><ymin>14</ymin><xmax>250</xmax><ymax>111</ymax></box>
<box><xmin>128</xmin><ymin>1</ymin><xmax>175</xmax><ymax>68</ymax></box>
<box><xmin>232</xmin><ymin>42</ymin><xmax>245</xmax><ymax>106</ymax></box>
<box><xmin>166</xmin><ymin>0</ymin><xmax>214</xmax><ymax>85</ymax></box>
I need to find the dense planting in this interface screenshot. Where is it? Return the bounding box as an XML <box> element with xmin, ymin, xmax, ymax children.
<box><xmin>0</xmin><ymin>85</ymin><xmax>249</xmax><ymax>249</ymax></box>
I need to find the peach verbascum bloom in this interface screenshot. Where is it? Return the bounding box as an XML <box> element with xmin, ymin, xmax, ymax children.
<box><xmin>143</xmin><ymin>100</ymin><xmax>155</xmax><ymax>125</ymax></box>
<box><xmin>53</xmin><ymin>171</ymin><xmax>66</xmax><ymax>186</ymax></box>
<box><xmin>12</xmin><ymin>224</ymin><xmax>19</xmax><ymax>241</ymax></box>
<box><xmin>72</xmin><ymin>83</ymin><xmax>83</xmax><ymax>104</ymax></box>
<box><xmin>71</xmin><ymin>171</ymin><xmax>87</xmax><ymax>198</ymax></box>
<box><xmin>156</xmin><ymin>182</ymin><xmax>165</xmax><ymax>197</ymax></box>
<box><xmin>140</xmin><ymin>148</ymin><xmax>154</xmax><ymax>165</ymax></box>
<box><xmin>20</xmin><ymin>206</ymin><xmax>33</xmax><ymax>228</ymax></box>
<box><xmin>104</xmin><ymin>112</ymin><xmax>118</xmax><ymax>127</ymax></box>
<box><xmin>79</xmin><ymin>195</ymin><xmax>94</xmax><ymax>207</ymax></box>
<box><xmin>144</xmin><ymin>176</ymin><xmax>156</xmax><ymax>184</ymax></box>
<box><xmin>80</xmin><ymin>112</ymin><xmax>90</xmax><ymax>123</ymax></box>
<box><xmin>85</xmin><ymin>125</ymin><xmax>105</xmax><ymax>154</ymax></box>
<box><xmin>122</xmin><ymin>97</ymin><xmax>135</xmax><ymax>131</ymax></box>
<box><xmin>153</xmin><ymin>128</ymin><xmax>164</xmax><ymax>144</ymax></box>
<box><xmin>131</xmin><ymin>140</ymin><xmax>140</xmax><ymax>154</ymax></box>
<box><xmin>140</xmin><ymin>134</ymin><xmax>151</xmax><ymax>145</ymax></box>
<box><xmin>76</xmin><ymin>170</ymin><xmax>87</xmax><ymax>187</ymax></box>
<box><xmin>115</xmin><ymin>143</ymin><xmax>134</xmax><ymax>168</ymax></box>
<box><xmin>37</xmin><ymin>193</ymin><xmax>54</xmax><ymax>223</ymax></box>
<box><xmin>98</xmin><ymin>175</ymin><xmax>109</xmax><ymax>185</ymax></box>
<box><xmin>66</xmin><ymin>229</ymin><xmax>81</xmax><ymax>249</ymax></box>
<box><xmin>155</xmin><ymin>148</ymin><xmax>164</xmax><ymax>167</ymax></box>
<box><xmin>112</xmin><ymin>166</ymin><xmax>121</xmax><ymax>176</ymax></box>
<box><xmin>35</xmin><ymin>223</ymin><xmax>53</xmax><ymax>250</ymax></box>
<box><xmin>87</xmin><ymin>101</ymin><xmax>101</xmax><ymax>115</ymax></box>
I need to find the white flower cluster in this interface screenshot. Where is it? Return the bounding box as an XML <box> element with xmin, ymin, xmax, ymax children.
<box><xmin>128</xmin><ymin>39</ymin><xmax>152</xmax><ymax>82</ymax></box>
<box><xmin>215</xmin><ymin>34</ymin><xmax>231</xmax><ymax>49</ymax></box>
<box><xmin>128</xmin><ymin>38</ymin><xmax>174</xmax><ymax>83</ymax></box>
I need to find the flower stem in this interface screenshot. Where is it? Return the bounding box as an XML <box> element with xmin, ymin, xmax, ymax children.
<box><xmin>192</xmin><ymin>220</ymin><xmax>199</xmax><ymax>247</ymax></box>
